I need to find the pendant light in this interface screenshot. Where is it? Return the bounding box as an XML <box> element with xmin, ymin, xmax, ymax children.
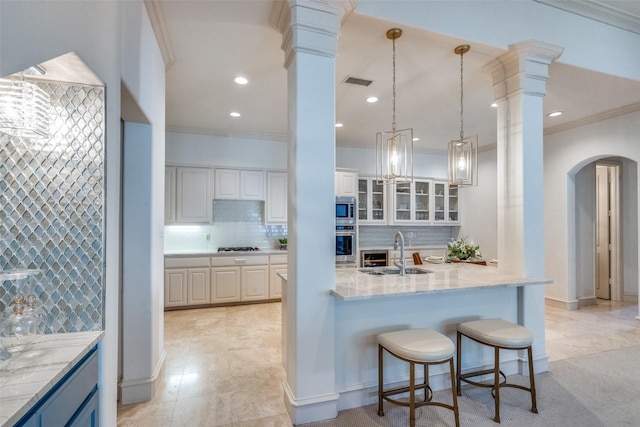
<box><xmin>376</xmin><ymin>28</ymin><xmax>413</xmax><ymax>185</ymax></box>
<box><xmin>0</xmin><ymin>75</ymin><xmax>51</xmax><ymax>139</ymax></box>
<box><xmin>448</xmin><ymin>45</ymin><xmax>477</xmax><ymax>187</ymax></box>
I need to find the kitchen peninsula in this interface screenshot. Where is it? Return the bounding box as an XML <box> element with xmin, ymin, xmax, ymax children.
<box><xmin>282</xmin><ymin>263</ymin><xmax>551</xmax><ymax>413</ymax></box>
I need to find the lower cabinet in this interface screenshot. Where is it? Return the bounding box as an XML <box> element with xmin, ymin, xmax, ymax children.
<box><xmin>164</xmin><ymin>254</ymin><xmax>283</xmax><ymax>308</ymax></box>
<box><xmin>269</xmin><ymin>254</ymin><xmax>287</xmax><ymax>299</ymax></box>
<box><xmin>17</xmin><ymin>347</ymin><xmax>99</xmax><ymax>427</ymax></box>
<box><xmin>210</xmin><ymin>267</ymin><xmax>241</xmax><ymax>303</ymax></box>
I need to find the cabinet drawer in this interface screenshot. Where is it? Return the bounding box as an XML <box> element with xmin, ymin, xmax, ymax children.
<box><xmin>210</xmin><ymin>255</ymin><xmax>269</xmax><ymax>267</ymax></box>
<box><xmin>165</xmin><ymin>257</ymin><xmax>210</xmax><ymax>268</ymax></box>
<box><xmin>270</xmin><ymin>254</ymin><xmax>287</xmax><ymax>264</ymax></box>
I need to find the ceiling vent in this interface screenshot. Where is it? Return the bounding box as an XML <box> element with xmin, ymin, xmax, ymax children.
<box><xmin>343</xmin><ymin>76</ymin><xmax>373</xmax><ymax>87</ymax></box>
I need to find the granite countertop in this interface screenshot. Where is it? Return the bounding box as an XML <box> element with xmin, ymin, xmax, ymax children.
<box><xmin>0</xmin><ymin>331</ymin><xmax>104</xmax><ymax>426</ymax></box>
<box><xmin>332</xmin><ymin>263</ymin><xmax>551</xmax><ymax>300</ymax></box>
<box><xmin>165</xmin><ymin>249</ymin><xmax>287</xmax><ymax>257</ymax></box>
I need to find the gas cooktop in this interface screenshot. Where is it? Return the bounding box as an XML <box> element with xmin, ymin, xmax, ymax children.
<box><xmin>217</xmin><ymin>247</ymin><xmax>261</xmax><ymax>252</ymax></box>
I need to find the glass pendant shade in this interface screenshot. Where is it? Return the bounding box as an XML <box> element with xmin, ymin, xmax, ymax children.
<box><xmin>376</xmin><ymin>128</ymin><xmax>413</xmax><ymax>184</ymax></box>
<box><xmin>0</xmin><ymin>78</ymin><xmax>51</xmax><ymax>138</ymax></box>
<box><xmin>448</xmin><ymin>134</ymin><xmax>477</xmax><ymax>187</ymax></box>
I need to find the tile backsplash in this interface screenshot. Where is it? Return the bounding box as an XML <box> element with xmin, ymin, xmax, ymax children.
<box><xmin>164</xmin><ymin>200</ymin><xmax>287</xmax><ymax>252</ymax></box>
<box><xmin>0</xmin><ymin>80</ymin><xmax>105</xmax><ymax>334</ymax></box>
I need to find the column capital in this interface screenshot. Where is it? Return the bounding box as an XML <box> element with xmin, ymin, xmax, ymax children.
<box><xmin>271</xmin><ymin>0</ymin><xmax>354</xmax><ymax>67</ymax></box>
<box><xmin>483</xmin><ymin>40</ymin><xmax>564</xmax><ymax>100</ymax></box>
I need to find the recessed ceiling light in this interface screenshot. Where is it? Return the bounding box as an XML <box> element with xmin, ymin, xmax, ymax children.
<box><xmin>335</xmin><ymin>123</ymin><xmax>343</xmax><ymax>128</ymax></box>
<box><xmin>366</xmin><ymin>96</ymin><xmax>378</xmax><ymax>103</ymax></box>
<box><xmin>234</xmin><ymin>76</ymin><xmax>248</xmax><ymax>85</ymax></box>
<box><xmin>490</xmin><ymin>102</ymin><xmax>498</xmax><ymax>108</ymax></box>
<box><xmin>412</xmin><ymin>137</ymin><xmax>420</xmax><ymax>141</ymax></box>
<box><xmin>548</xmin><ymin>111</ymin><xmax>563</xmax><ymax>117</ymax></box>
<box><xmin>230</xmin><ymin>112</ymin><xmax>241</xmax><ymax>117</ymax></box>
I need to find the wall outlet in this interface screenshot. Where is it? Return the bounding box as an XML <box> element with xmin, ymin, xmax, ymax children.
<box><xmin>205</xmin><ymin>234</ymin><xmax>210</xmax><ymax>241</ymax></box>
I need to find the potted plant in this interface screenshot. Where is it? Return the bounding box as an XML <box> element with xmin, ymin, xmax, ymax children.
<box><xmin>447</xmin><ymin>236</ymin><xmax>481</xmax><ymax>261</ymax></box>
<box><xmin>278</xmin><ymin>237</ymin><xmax>287</xmax><ymax>250</ymax></box>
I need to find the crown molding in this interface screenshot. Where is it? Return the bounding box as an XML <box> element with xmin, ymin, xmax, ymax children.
<box><xmin>144</xmin><ymin>0</ymin><xmax>176</xmax><ymax>70</ymax></box>
<box><xmin>166</xmin><ymin>125</ymin><xmax>289</xmax><ymax>142</ymax></box>
<box><xmin>544</xmin><ymin>102</ymin><xmax>640</xmax><ymax>135</ymax></box>
<box><xmin>535</xmin><ymin>0</ymin><xmax>640</xmax><ymax>35</ymax></box>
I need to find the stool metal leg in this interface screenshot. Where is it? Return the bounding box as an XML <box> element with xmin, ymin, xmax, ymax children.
<box><xmin>409</xmin><ymin>361</ymin><xmax>416</xmax><ymax>427</ymax></box>
<box><xmin>494</xmin><ymin>346</ymin><xmax>500</xmax><ymax>423</ymax></box>
<box><xmin>456</xmin><ymin>332</ymin><xmax>462</xmax><ymax>396</ymax></box>
<box><xmin>378</xmin><ymin>344</ymin><xmax>384</xmax><ymax>416</ymax></box>
<box><xmin>528</xmin><ymin>346</ymin><xmax>538</xmax><ymax>414</ymax></box>
<box><xmin>449</xmin><ymin>358</ymin><xmax>461</xmax><ymax>427</ymax></box>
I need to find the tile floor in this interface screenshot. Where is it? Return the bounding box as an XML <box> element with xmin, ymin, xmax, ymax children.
<box><xmin>117</xmin><ymin>300</ymin><xmax>640</xmax><ymax>426</ymax></box>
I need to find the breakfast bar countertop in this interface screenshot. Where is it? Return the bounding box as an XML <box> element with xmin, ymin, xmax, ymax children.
<box><xmin>332</xmin><ymin>262</ymin><xmax>551</xmax><ymax>300</ymax></box>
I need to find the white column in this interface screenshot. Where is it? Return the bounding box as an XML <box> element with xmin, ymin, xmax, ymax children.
<box><xmin>272</xmin><ymin>1</ymin><xmax>345</xmax><ymax>423</ymax></box>
<box><xmin>483</xmin><ymin>41</ymin><xmax>563</xmax><ymax>373</ymax></box>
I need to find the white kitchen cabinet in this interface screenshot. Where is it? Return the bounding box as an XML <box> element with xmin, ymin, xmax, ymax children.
<box><xmin>241</xmin><ymin>265</ymin><xmax>269</xmax><ymax>301</ymax></box>
<box><xmin>433</xmin><ymin>181</ymin><xmax>460</xmax><ymax>224</ymax></box>
<box><xmin>176</xmin><ymin>167</ymin><xmax>212</xmax><ymax>223</ymax></box>
<box><xmin>187</xmin><ymin>267</ymin><xmax>210</xmax><ymax>305</ymax></box>
<box><xmin>165</xmin><ymin>166</ymin><xmax>176</xmax><ymax>224</ymax></box>
<box><xmin>164</xmin><ymin>268</ymin><xmax>188</xmax><ymax>307</ymax></box>
<box><xmin>266</xmin><ymin>171</ymin><xmax>287</xmax><ymax>224</ymax></box>
<box><xmin>357</xmin><ymin>177</ymin><xmax>387</xmax><ymax>224</ymax></box>
<box><xmin>214</xmin><ymin>169</ymin><xmax>265</xmax><ymax>200</ymax></box>
<box><xmin>210</xmin><ymin>267</ymin><xmax>241</xmax><ymax>303</ymax></box>
<box><xmin>269</xmin><ymin>254</ymin><xmax>287</xmax><ymax>299</ymax></box>
<box><xmin>165</xmin><ymin>257</ymin><xmax>211</xmax><ymax>307</ymax></box>
<box><xmin>211</xmin><ymin>255</ymin><xmax>270</xmax><ymax>303</ymax></box>
<box><xmin>391</xmin><ymin>179</ymin><xmax>432</xmax><ymax>224</ymax></box>
<box><xmin>336</xmin><ymin>170</ymin><xmax>358</xmax><ymax>198</ymax></box>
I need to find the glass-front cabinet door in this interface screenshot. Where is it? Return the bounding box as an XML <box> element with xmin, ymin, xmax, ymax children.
<box><xmin>394</xmin><ymin>182</ymin><xmax>412</xmax><ymax>222</ymax></box>
<box><xmin>358</xmin><ymin>178</ymin><xmax>387</xmax><ymax>224</ymax></box>
<box><xmin>414</xmin><ymin>180</ymin><xmax>431</xmax><ymax>222</ymax></box>
<box><xmin>433</xmin><ymin>182</ymin><xmax>446</xmax><ymax>222</ymax></box>
<box><xmin>448</xmin><ymin>185</ymin><xmax>459</xmax><ymax>223</ymax></box>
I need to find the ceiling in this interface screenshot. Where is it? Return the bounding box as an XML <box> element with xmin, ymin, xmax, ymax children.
<box><xmin>158</xmin><ymin>0</ymin><xmax>640</xmax><ymax>153</ymax></box>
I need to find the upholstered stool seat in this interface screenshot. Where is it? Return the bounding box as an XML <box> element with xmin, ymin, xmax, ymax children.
<box><xmin>378</xmin><ymin>328</ymin><xmax>460</xmax><ymax>427</ymax></box>
<box><xmin>456</xmin><ymin>318</ymin><xmax>538</xmax><ymax>423</ymax></box>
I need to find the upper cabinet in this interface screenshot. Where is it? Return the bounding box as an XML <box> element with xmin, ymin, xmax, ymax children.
<box><xmin>214</xmin><ymin>169</ymin><xmax>265</xmax><ymax>200</ymax></box>
<box><xmin>266</xmin><ymin>171</ymin><xmax>287</xmax><ymax>224</ymax></box>
<box><xmin>165</xmin><ymin>166</ymin><xmax>176</xmax><ymax>224</ymax></box>
<box><xmin>335</xmin><ymin>170</ymin><xmax>358</xmax><ymax>198</ymax></box>
<box><xmin>390</xmin><ymin>179</ymin><xmax>460</xmax><ymax>225</ymax></box>
<box><xmin>358</xmin><ymin>177</ymin><xmax>387</xmax><ymax>224</ymax></box>
<box><xmin>176</xmin><ymin>167</ymin><xmax>213</xmax><ymax>223</ymax></box>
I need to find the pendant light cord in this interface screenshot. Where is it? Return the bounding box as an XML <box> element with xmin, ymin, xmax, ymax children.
<box><xmin>459</xmin><ymin>49</ymin><xmax>464</xmax><ymax>141</ymax></box>
<box><xmin>392</xmin><ymin>36</ymin><xmax>397</xmax><ymax>132</ymax></box>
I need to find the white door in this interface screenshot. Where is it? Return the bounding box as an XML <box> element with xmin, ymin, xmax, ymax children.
<box><xmin>187</xmin><ymin>268</ymin><xmax>210</xmax><ymax>305</ymax></box>
<box><xmin>211</xmin><ymin>267</ymin><xmax>241</xmax><ymax>303</ymax></box>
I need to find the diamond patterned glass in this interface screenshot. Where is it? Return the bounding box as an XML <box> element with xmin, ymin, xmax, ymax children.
<box><xmin>0</xmin><ymin>80</ymin><xmax>104</xmax><ymax>333</ymax></box>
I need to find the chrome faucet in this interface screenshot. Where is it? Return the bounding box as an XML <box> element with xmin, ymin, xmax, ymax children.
<box><xmin>394</xmin><ymin>231</ymin><xmax>406</xmax><ymax>276</ymax></box>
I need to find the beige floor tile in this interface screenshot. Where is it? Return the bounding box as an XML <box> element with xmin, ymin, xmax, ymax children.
<box><xmin>118</xmin><ymin>300</ymin><xmax>639</xmax><ymax>426</ymax></box>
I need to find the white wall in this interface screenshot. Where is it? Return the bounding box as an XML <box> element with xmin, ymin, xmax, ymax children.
<box><xmin>544</xmin><ymin>111</ymin><xmax>640</xmax><ymax>306</ymax></box>
<box><xmin>574</xmin><ymin>163</ymin><xmax>596</xmax><ymax>302</ymax></box>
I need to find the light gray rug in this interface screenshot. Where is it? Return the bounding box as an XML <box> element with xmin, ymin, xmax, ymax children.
<box><xmin>302</xmin><ymin>345</ymin><xmax>640</xmax><ymax>427</ymax></box>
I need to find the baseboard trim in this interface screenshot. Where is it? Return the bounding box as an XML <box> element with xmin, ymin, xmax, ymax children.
<box><xmin>578</xmin><ymin>296</ymin><xmax>598</xmax><ymax>308</ymax></box>
<box><xmin>545</xmin><ymin>296</ymin><xmax>579</xmax><ymax>310</ymax></box>
<box><xmin>119</xmin><ymin>349</ymin><xmax>166</xmax><ymax>404</ymax></box>
<box><xmin>282</xmin><ymin>381</ymin><xmax>339</xmax><ymax>425</ymax></box>
<box><xmin>623</xmin><ymin>294</ymin><xmax>638</xmax><ymax>303</ymax></box>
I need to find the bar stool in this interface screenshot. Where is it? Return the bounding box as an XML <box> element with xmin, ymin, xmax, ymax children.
<box><xmin>378</xmin><ymin>328</ymin><xmax>460</xmax><ymax>427</ymax></box>
<box><xmin>456</xmin><ymin>318</ymin><xmax>538</xmax><ymax>423</ymax></box>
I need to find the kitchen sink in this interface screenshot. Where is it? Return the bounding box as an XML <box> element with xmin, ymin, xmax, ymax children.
<box><xmin>358</xmin><ymin>267</ymin><xmax>432</xmax><ymax>276</ymax></box>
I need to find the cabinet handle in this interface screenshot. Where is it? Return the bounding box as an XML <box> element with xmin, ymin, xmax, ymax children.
<box><xmin>234</xmin><ymin>258</ymin><xmax>247</xmax><ymax>264</ymax></box>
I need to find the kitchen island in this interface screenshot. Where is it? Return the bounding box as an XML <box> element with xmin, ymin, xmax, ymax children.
<box><xmin>331</xmin><ymin>263</ymin><xmax>550</xmax><ymax>411</ymax></box>
<box><xmin>281</xmin><ymin>263</ymin><xmax>551</xmax><ymax>414</ymax></box>
<box><xmin>0</xmin><ymin>331</ymin><xmax>103</xmax><ymax>426</ymax></box>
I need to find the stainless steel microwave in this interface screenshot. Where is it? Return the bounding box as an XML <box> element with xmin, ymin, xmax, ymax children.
<box><xmin>336</xmin><ymin>196</ymin><xmax>356</xmax><ymax>225</ymax></box>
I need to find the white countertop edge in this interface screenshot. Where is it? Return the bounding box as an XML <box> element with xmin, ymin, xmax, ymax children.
<box><xmin>331</xmin><ymin>280</ymin><xmax>551</xmax><ymax>301</ymax></box>
<box><xmin>165</xmin><ymin>249</ymin><xmax>286</xmax><ymax>257</ymax></box>
<box><xmin>0</xmin><ymin>330</ymin><xmax>104</xmax><ymax>427</ymax></box>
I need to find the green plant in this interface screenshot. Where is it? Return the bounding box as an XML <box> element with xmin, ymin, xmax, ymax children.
<box><xmin>447</xmin><ymin>236</ymin><xmax>481</xmax><ymax>260</ymax></box>
<box><xmin>278</xmin><ymin>237</ymin><xmax>287</xmax><ymax>244</ymax></box>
